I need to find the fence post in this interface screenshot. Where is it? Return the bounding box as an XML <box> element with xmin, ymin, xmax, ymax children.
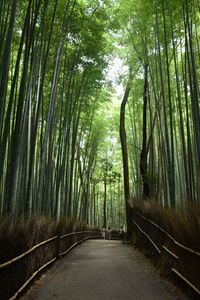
<box><xmin>56</xmin><ymin>235</ymin><xmax>60</xmax><ymax>258</ymax></box>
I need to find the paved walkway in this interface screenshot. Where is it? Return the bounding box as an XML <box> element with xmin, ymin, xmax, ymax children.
<box><xmin>22</xmin><ymin>240</ymin><xmax>188</xmax><ymax>300</ymax></box>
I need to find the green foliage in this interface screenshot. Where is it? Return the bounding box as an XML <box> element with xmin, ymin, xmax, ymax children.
<box><xmin>1</xmin><ymin>0</ymin><xmax>200</xmax><ymax>230</ymax></box>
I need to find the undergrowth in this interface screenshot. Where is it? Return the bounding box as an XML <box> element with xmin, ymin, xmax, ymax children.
<box><xmin>0</xmin><ymin>215</ymin><xmax>96</xmax><ymax>264</ymax></box>
<box><xmin>130</xmin><ymin>198</ymin><xmax>200</xmax><ymax>252</ymax></box>
<box><xmin>0</xmin><ymin>215</ymin><xmax>98</xmax><ymax>299</ymax></box>
<box><xmin>129</xmin><ymin>198</ymin><xmax>200</xmax><ymax>299</ymax></box>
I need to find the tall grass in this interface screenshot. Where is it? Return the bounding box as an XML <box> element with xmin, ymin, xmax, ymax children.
<box><xmin>0</xmin><ymin>215</ymin><xmax>99</xmax><ymax>299</ymax></box>
<box><xmin>0</xmin><ymin>215</ymin><xmax>56</xmax><ymax>264</ymax></box>
<box><xmin>0</xmin><ymin>215</ymin><xmax>96</xmax><ymax>264</ymax></box>
<box><xmin>130</xmin><ymin>198</ymin><xmax>200</xmax><ymax>252</ymax></box>
<box><xmin>129</xmin><ymin>198</ymin><xmax>200</xmax><ymax>298</ymax></box>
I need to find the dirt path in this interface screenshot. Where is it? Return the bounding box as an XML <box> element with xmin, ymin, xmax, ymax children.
<box><xmin>22</xmin><ymin>240</ymin><xmax>188</xmax><ymax>300</ymax></box>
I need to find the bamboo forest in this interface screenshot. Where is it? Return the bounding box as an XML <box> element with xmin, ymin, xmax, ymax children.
<box><xmin>1</xmin><ymin>0</ymin><xmax>200</xmax><ymax>228</ymax></box>
<box><xmin>2</xmin><ymin>0</ymin><xmax>200</xmax><ymax>299</ymax></box>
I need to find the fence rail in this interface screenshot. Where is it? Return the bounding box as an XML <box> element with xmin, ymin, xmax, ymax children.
<box><xmin>135</xmin><ymin>211</ymin><xmax>200</xmax><ymax>256</ymax></box>
<box><xmin>132</xmin><ymin>210</ymin><xmax>200</xmax><ymax>296</ymax></box>
<box><xmin>9</xmin><ymin>257</ymin><xmax>57</xmax><ymax>300</ymax></box>
<box><xmin>60</xmin><ymin>230</ymin><xmax>98</xmax><ymax>239</ymax></box>
<box><xmin>131</xmin><ymin>218</ymin><xmax>161</xmax><ymax>254</ymax></box>
<box><xmin>0</xmin><ymin>230</ymin><xmax>101</xmax><ymax>300</ymax></box>
<box><xmin>0</xmin><ymin>236</ymin><xmax>58</xmax><ymax>270</ymax></box>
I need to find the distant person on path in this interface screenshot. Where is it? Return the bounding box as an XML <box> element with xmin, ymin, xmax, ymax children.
<box><xmin>119</xmin><ymin>226</ymin><xmax>125</xmax><ymax>243</ymax></box>
<box><xmin>107</xmin><ymin>227</ymin><xmax>111</xmax><ymax>240</ymax></box>
<box><xmin>101</xmin><ymin>227</ymin><xmax>106</xmax><ymax>239</ymax></box>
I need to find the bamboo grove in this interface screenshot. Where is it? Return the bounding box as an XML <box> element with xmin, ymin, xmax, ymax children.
<box><xmin>118</xmin><ymin>0</ymin><xmax>200</xmax><ymax>208</ymax></box>
<box><xmin>0</xmin><ymin>0</ymin><xmax>125</xmax><ymax>227</ymax></box>
<box><xmin>0</xmin><ymin>0</ymin><xmax>200</xmax><ymax>228</ymax></box>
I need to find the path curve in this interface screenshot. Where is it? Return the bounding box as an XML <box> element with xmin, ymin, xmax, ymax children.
<box><xmin>22</xmin><ymin>240</ymin><xmax>188</xmax><ymax>300</ymax></box>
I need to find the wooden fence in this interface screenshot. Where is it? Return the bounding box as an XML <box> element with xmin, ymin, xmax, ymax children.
<box><xmin>0</xmin><ymin>230</ymin><xmax>101</xmax><ymax>299</ymax></box>
<box><xmin>132</xmin><ymin>210</ymin><xmax>200</xmax><ymax>297</ymax></box>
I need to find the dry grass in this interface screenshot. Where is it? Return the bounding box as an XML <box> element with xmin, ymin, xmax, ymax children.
<box><xmin>0</xmin><ymin>214</ymin><xmax>57</xmax><ymax>264</ymax></box>
<box><xmin>130</xmin><ymin>198</ymin><xmax>200</xmax><ymax>252</ymax></box>
<box><xmin>129</xmin><ymin>198</ymin><xmax>200</xmax><ymax>298</ymax></box>
<box><xmin>0</xmin><ymin>215</ymin><xmax>99</xmax><ymax>299</ymax></box>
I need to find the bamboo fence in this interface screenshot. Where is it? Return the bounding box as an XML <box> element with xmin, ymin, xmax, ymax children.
<box><xmin>132</xmin><ymin>210</ymin><xmax>200</xmax><ymax>296</ymax></box>
<box><xmin>0</xmin><ymin>230</ymin><xmax>101</xmax><ymax>299</ymax></box>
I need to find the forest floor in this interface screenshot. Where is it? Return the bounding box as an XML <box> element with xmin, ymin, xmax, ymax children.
<box><xmin>21</xmin><ymin>240</ymin><xmax>188</xmax><ymax>300</ymax></box>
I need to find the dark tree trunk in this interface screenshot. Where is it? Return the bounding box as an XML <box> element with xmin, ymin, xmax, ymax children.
<box><xmin>119</xmin><ymin>71</ymin><xmax>132</xmax><ymax>239</ymax></box>
<box><xmin>0</xmin><ymin>0</ymin><xmax>18</xmax><ymax>135</ymax></box>
<box><xmin>103</xmin><ymin>176</ymin><xmax>107</xmax><ymax>229</ymax></box>
<box><xmin>140</xmin><ymin>64</ymin><xmax>150</xmax><ymax>199</ymax></box>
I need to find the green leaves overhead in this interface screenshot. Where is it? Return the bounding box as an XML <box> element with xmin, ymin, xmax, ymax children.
<box><xmin>116</xmin><ymin>0</ymin><xmax>200</xmax><ymax>206</ymax></box>
<box><xmin>0</xmin><ymin>0</ymin><xmax>118</xmax><ymax>223</ymax></box>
